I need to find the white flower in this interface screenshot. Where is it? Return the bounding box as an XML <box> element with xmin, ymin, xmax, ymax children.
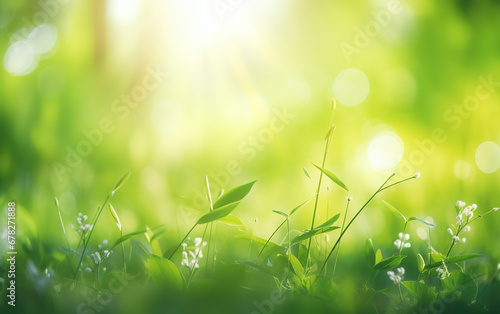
<box><xmin>493</xmin><ymin>207</ymin><xmax>499</xmax><ymax>212</ymax></box>
<box><xmin>452</xmin><ymin>236</ymin><xmax>460</xmax><ymax>242</ymax></box>
<box><xmin>85</xmin><ymin>267</ymin><xmax>92</xmax><ymax>273</ymax></box>
<box><xmin>436</xmin><ymin>262</ymin><xmax>450</xmax><ymax>280</ymax></box>
<box><xmin>414</xmin><ymin>172</ymin><xmax>421</xmax><ymax>179</ymax></box>
<box><xmin>194</xmin><ymin>237</ymin><xmax>202</xmax><ymax>247</ymax></box>
<box><xmin>387</xmin><ymin>267</ymin><xmax>405</xmax><ymax>284</ymax></box>
<box><xmin>394</xmin><ymin>233</ymin><xmax>411</xmax><ymax>251</ymax></box>
<box><xmin>460</xmin><ymin>237</ymin><xmax>466</xmax><ymax>243</ymax></box>
<box><xmin>102</xmin><ymin>239</ymin><xmax>108</xmax><ymax>246</ymax></box>
<box><xmin>455</xmin><ymin>201</ymin><xmax>466</xmax><ymax>211</ymax></box>
<box><xmin>447</xmin><ymin>228</ymin><xmax>453</xmax><ymax>235</ymax></box>
<box><xmin>463</xmin><ymin>226</ymin><xmax>471</xmax><ymax>232</ymax></box>
<box><xmin>346</xmin><ymin>196</ymin><xmax>353</xmax><ymax>202</ymax></box>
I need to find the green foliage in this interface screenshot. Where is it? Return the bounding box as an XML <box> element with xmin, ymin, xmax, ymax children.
<box><xmin>148</xmin><ymin>255</ymin><xmax>184</xmax><ymax>291</ymax></box>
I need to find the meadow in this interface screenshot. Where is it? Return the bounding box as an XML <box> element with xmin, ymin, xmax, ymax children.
<box><xmin>1</xmin><ymin>1</ymin><xmax>500</xmax><ymax>313</ymax></box>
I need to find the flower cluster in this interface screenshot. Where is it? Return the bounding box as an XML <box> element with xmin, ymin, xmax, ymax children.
<box><xmin>436</xmin><ymin>261</ymin><xmax>450</xmax><ymax>280</ymax></box>
<box><xmin>71</xmin><ymin>212</ymin><xmax>93</xmax><ymax>238</ymax></box>
<box><xmin>181</xmin><ymin>237</ymin><xmax>207</xmax><ymax>270</ymax></box>
<box><xmin>455</xmin><ymin>201</ymin><xmax>477</xmax><ymax>225</ymax></box>
<box><xmin>448</xmin><ymin>201</ymin><xmax>477</xmax><ymax>244</ymax></box>
<box><xmin>394</xmin><ymin>232</ymin><xmax>411</xmax><ymax>250</ymax></box>
<box><xmin>387</xmin><ymin>267</ymin><xmax>405</xmax><ymax>284</ymax></box>
<box><xmin>89</xmin><ymin>239</ymin><xmax>112</xmax><ymax>266</ymax></box>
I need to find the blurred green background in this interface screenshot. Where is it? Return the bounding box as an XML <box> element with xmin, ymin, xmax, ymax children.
<box><xmin>1</xmin><ymin>0</ymin><xmax>500</xmax><ymax>312</ymax></box>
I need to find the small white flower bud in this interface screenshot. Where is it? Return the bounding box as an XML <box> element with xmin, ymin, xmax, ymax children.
<box><xmin>493</xmin><ymin>207</ymin><xmax>499</xmax><ymax>212</ymax></box>
<box><xmin>414</xmin><ymin>172</ymin><xmax>421</xmax><ymax>179</ymax></box>
<box><xmin>463</xmin><ymin>226</ymin><xmax>471</xmax><ymax>232</ymax></box>
<box><xmin>447</xmin><ymin>228</ymin><xmax>453</xmax><ymax>235</ymax></box>
<box><xmin>460</xmin><ymin>237</ymin><xmax>466</xmax><ymax>243</ymax></box>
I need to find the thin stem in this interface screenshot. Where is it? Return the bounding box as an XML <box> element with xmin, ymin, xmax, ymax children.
<box><xmin>248</xmin><ymin>218</ymin><xmax>258</xmax><ymax>260</ymax></box>
<box><xmin>398</xmin><ymin>221</ymin><xmax>408</xmax><ymax>256</ymax></box>
<box><xmin>398</xmin><ymin>283</ymin><xmax>404</xmax><ymax>310</ymax></box>
<box><xmin>257</xmin><ymin>220</ymin><xmax>286</xmax><ymax>258</ymax></box>
<box><xmin>332</xmin><ymin>196</ymin><xmax>351</xmax><ymax>278</ymax></box>
<box><xmin>286</xmin><ymin>216</ymin><xmax>291</xmax><ymax>269</ymax></box>
<box><xmin>305</xmin><ymin>105</ymin><xmax>336</xmax><ymax>269</ymax></box>
<box><xmin>120</xmin><ymin>228</ymin><xmax>127</xmax><ymax>277</ymax></box>
<box><xmin>55</xmin><ymin>199</ymin><xmax>73</xmax><ymax>274</ymax></box>
<box><xmin>321</xmin><ymin>173</ymin><xmax>399</xmax><ymax>273</ymax></box>
<box><xmin>168</xmin><ymin>223</ymin><xmax>197</xmax><ymax>260</ymax></box>
<box><xmin>74</xmin><ymin>193</ymin><xmax>111</xmax><ymax>279</ymax></box>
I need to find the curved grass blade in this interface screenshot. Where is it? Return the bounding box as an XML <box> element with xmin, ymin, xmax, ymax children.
<box><xmin>292</xmin><ymin>226</ymin><xmax>340</xmax><ymax>245</ymax></box>
<box><xmin>313</xmin><ymin>213</ymin><xmax>340</xmax><ymax>230</ymax></box>
<box><xmin>108</xmin><ymin>203</ymin><xmax>122</xmax><ymax>231</ymax></box>
<box><xmin>148</xmin><ymin>255</ymin><xmax>183</xmax><ymax>291</ymax></box>
<box><xmin>111</xmin><ymin>173</ymin><xmax>130</xmax><ymax>196</ymax></box>
<box><xmin>424</xmin><ymin>253</ymin><xmax>481</xmax><ymax>270</ymax></box>
<box><xmin>197</xmin><ymin>201</ymin><xmax>240</xmax><ymax>224</ymax></box>
<box><xmin>272</xmin><ymin>210</ymin><xmax>288</xmax><ymax>217</ymax></box>
<box><xmin>312</xmin><ymin>164</ymin><xmax>348</xmax><ymax>192</ymax></box>
<box><xmin>289</xmin><ymin>197</ymin><xmax>314</xmax><ymax>216</ymax></box>
<box><xmin>409</xmin><ymin>216</ymin><xmax>436</xmax><ymax>227</ymax></box>
<box><xmin>213</xmin><ymin>181</ymin><xmax>256</xmax><ymax>209</ymax></box>
<box><xmin>383</xmin><ymin>200</ymin><xmax>407</xmax><ymax>222</ymax></box>
<box><xmin>373</xmin><ymin>255</ymin><xmax>407</xmax><ymax>270</ymax></box>
<box><xmin>218</xmin><ymin>215</ymin><xmax>247</xmax><ymax>231</ymax></box>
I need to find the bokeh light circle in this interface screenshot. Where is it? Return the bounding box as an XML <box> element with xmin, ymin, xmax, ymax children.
<box><xmin>28</xmin><ymin>24</ymin><xmax>58</xmax><ymax>55</ymax></box>
<box><xmin>475</xmin><ymin>141</ymin><xmax>500</xmax><ymax>174</ymax></box>
<box><xmin>367</xmin><ymin>131</ymin><xmax>404</xmax><ymax>171</ymax></box>
<box><xmin>333</xmin><ymin>68</ymin><xmax>370</xmax><ymax>106</ymax></box>
<box><xmin>3</xmin><ymin>41</ymin><xmax>36</xmax><ymax>76</ymax></box>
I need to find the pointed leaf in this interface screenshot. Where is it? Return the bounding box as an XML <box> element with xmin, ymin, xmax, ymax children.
<box><xmin>383</xmin><ymin>200</ymin><xmax>407</xmax><ymax>222</ymax></box>
<box><xmin>148</xmin><ymin>255</ymin><xmax>183</xmax><ymax>291</ymax></box>
<box><xmin>287</xmin><ymin>254</ymin><xmax>305</xmax><ymax>279</ymax></box>
<box><xmin>424</xmin><ymin>254</ymin><xmax>481</xmax><ymax>270</ymax></box>
<box><xmin>272</xmin><ymin>210</ymin><xmax>288</xmax><ymax>217</ymax></box>
<box><xmin>218</xmin><ymin>215</ymin><xmax>247</xmax><ymax>231</ymax></box>
<box><xmin>409</xmin><ymin>217</ymin><xmax>436</xmax><ymax>227</ymax></box>
<box><xmin>314</xmin><ymin>213</ymin><xmax>340</xmax><ymax>230</ymax></box>
<box><xmin>325</xmin><ymin>125</ymin><xmax>336</xmax><ymax>141</ymax></box>
<box><xmin>303</xmin><ymin>167</ymin><xmax>314</xmax><ymax>183</ymax></box>
<box><xmin>375</xmin><ymin>249</ymin><xmax>383</xmax><ymax>264</ymax></box>
<box><xmin>373</xmin><ymin>255</ymin><xmax>406</xmax><ymax>270</ymax></box>
<box><xmin>108</xmin><ymin>203</ymin><xmax>122</xmax><ymax>231</ymax></box>
<box><xmin>197</xmin><ymin>202</ymin><xmax>240</xmax><ymax>224</ymax></box>
<box><xmin>111</xmin><ymin>173</ymin><xmax>129</xmax><ymax>195</ymax></box>
<box><xmin>213</xmin><ymin>181</ymin><xmax>256</xmax><ymax>209</ymax></box>
<box><xmin>289</xmin><ymin>197</ymin><xmax>314</xmax><ymax>216</ymax></box>
<box><xmin>417</xmin><ymin>253</ymin><xmax>425</xmax><ymax>272</ymax></box>
<box><xmin>291</xmin><ymin>226</ymin><xmax>340</xmax><ymax>245</ymax></box>
<box><xmin>365</xmin><ymin>239</ymin><xmax>375</xmax><ymax>266</ymax></box>
<box><xmin>312</xmin><ymin>164</ymin><xmax>348</xmax><ymax>192</ymax></box>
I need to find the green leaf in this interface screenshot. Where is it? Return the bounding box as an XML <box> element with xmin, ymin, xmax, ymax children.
<box><xmin>312</xmin><ymin>164</ymin><xmax>348</xmax><ymax>192</ymax></box>
<box><xmin>417</xmin><ymin>253</ymin><xmax>425</xmax><ymax>272</ymax></box>
<box><xmin>373</xmin><ymin>255</ymin><xmax>407</xmax><ymax>270</ymax></box>
<box><xmin>213</xmin><ymin>181</ymin><xmax>256</xmax><ymax>209</ymax></box>
<box><xmin>302</xmin><ymin>167</ymin><xmax>314</xmax><ymax>184</ymax></box>
<box><xmin>108</xmin><ymin>203</ymin><xmax>122</xmax><ymax>231</ymax></box>
<box><xmin>375</xmin><ymin>249</ymin><xmax>383</xmax><ymax>264</ymax></box>
<box><xmin>409</xmin><ymin>217</ymin><xmax>436</xmax><ymax>227</ymax></box>
<box><xmin>197</xmin><ymin>202</ymin><xmax>240</xmax><ymax>224</ymax></box>
<box><xmin>401</xmin><ymin>281</ymin><xmax>437</xmax><ymax>305</ymax></box>
<box><xmin>424</xmin><ymin>254</ymin><xmax>481</xmax><ymax>270</ymax></box>
<box><xmin>365</xmin><ymin>239</ymin><xmax>375</xmax><ymax>266</ymax></box>
<box><xmin>291</xmin><ymin>226</ymin><xmax>340</xmax><ymax>245</ymax></box>
<box><xmin>325</xmin><ymin>125</ymin><xmax>336</xmax><ymax>141</ymax></box>
<box><xmin>111</xmin><ymin>173</ymin><xmax>129</xmax><ymax>195</ymax></box>
<box><xmin>441</xmin><ymin>271</ymin><xmax>477</xmax><ymax>305</ymax></box>
<box><xmin>148</xmin><ymin>255</ymin><xmax>183</xmax><ymax>291</ymax></box>
<box><xmin>218</xmin><ymin>215</ymin><xmax>247</xmax><ymax>231</ymax></box>
<box><xmin>383</xmin><ymin>200</ymin><xmax>406</xmax><ymax>222</ymax></box>
<box><xmin>314</xmin><ymin>213</ymin><xmax>340</xmax><ymax>230</ymax></box>
<box><xmin>272</xmin><ymin>210</ymin><xmax>288</xmax><ymax>217</ymax></box>
<box><xmin>287</xmin><ymin>254</ymin><xmax>305</xmax><ymax>279</ymax></box>
<box><xmin>111</xmin><ymin>231</ymin><xmax>146</xmax><ymax>250</ymax></box>
<box><xmin>110</xmin><ymin>225</ymin><xmax>165</xmax><ymax>250</ymax></box>
<box><xmin>289</xmin><ymin>197</ymin><xmax>314</xmax><ymax>216</ymax></box>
